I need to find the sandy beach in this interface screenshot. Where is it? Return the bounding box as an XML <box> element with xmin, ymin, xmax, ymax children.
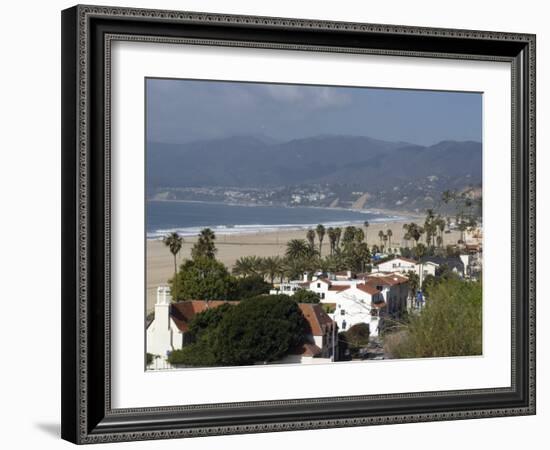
<box><xmin>146</xmin><ymin>219</ymin><xmax>462</xmax><ymax>312</ymax></box>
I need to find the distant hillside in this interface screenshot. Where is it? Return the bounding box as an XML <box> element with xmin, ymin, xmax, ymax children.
<box><xmin>147</xmin><ymin>135</ymin><xmax>482</xmax><ymax>190</ymax></box>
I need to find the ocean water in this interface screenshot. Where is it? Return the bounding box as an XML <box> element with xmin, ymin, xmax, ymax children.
<box><xmin>147</xmin><ymin>200</ymin><xmax>403</xmax><ymax>239</ymax></box>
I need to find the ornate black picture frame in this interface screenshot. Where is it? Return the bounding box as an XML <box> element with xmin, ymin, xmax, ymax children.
<box><xmin>61</xmin><ymin>4</ymin><xmax>536</xmax><ymax>444</ymax></box>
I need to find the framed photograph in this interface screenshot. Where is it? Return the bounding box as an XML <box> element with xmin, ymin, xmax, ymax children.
<box><xmin>61</xmin><ymin>5</ymin><xmax>536</xmax><ymax>444</ymax></box>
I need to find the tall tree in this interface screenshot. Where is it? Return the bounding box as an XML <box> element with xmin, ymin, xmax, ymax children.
<box><xmin>363</xmin><ymin>221</ymin><xmax>369</xmax><ymax>244</ymax></box>
<box><xmin>334</xmin><ymin>227</ymin><xmax>342</xmax><ymax>250</ymax></box>
<box><xmin>191</xmin><ymin>228</ymin><xmax>217</xmax><ymax>260</ymax></box>
<box><xmin>327</xmin><ymin>227</ymin><xmax>337</xmax><ymax>256</ymax></box>
<box><xmin>163</xmin><ymin>232</ymin><xmax>183</xmax><ymax>300</ymax></box>
<box><xmin>172</xmin><ymin>257</ymin><xmax>234</xmax><ymax>301</ymax></box>
<box><xmin>403</xmin><ymin>223</ymin><xmax>424</xmax><ymax>247</ymax></box>
<box><xmin>316</xmin><ymin>224</ymin><xmax>326</xmax><ymax>257</ymax></box>
<box><xmin>306</xmin><ymin>229</ymin><xmax>316</xmax><ymax>251</ymax></box>
<box><xmin>378</xmin><ymin>230</ymin><xmax>385</xmax><ymax>247</ymax></box>
<box><xmin>387</xmin><ymin>229</ymin><xmax>393</xmax><ymax>249</ymax></box>
<box><xmin>285</xmin><ymin>239</ymin><xmax>311</xmax><ymax>260</ymax></box>
<box><xmin>262</xmin><ymin>256</ymin><xmax>283</xmax><ymax>285</ymax></box>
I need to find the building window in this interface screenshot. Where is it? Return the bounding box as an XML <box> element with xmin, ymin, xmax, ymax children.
<box><xmin>341</xmin><ymin>309</ymin><xmax>346</xmax><ymax>316</ymax></box>
<box><xmin>321</xmin><ymin>293</ymin><xmax>325</xmax><ymax>299</ymax></box>
<box><xmin>317</xmin><ymin>283</ymin><xmax>321</xmax><ymax>288</ymax></box>
<box><xmin>342</xmin><ymin>320</ymin><xmax>347</xmax><ymax>330</ymax></box>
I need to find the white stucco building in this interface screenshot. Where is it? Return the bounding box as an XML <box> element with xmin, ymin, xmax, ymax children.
<box><xmin>373</xmin><ymin>256</ymin><xmax>438</xmax><ymax>287</ymax></box>
<box><xmin>361</xmin><ymin>273</ymin><xmax>409</xmax><ymax>319</ymax></box>
<box><xmin>331</xmin><ymin>284</ymin><xmax>385</xmax><ymax>336</ymax></box>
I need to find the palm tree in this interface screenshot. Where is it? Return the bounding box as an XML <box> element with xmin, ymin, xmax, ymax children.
<box><xmin>327</xmin><ymin>227</ymin><xmax>337</xmax><ymax>256</ymax></box>
<box><xmin>382</xmin><ymin>233</ymin><xmax>388</xmax><ymax>251</ymax></box>
<box><xmin>232</xmin><ymin>256</ymin><xmax>261</xmax><ymax>277</ymax></box>
<box><xmin>334</xmin><ymin>227</ymin><xmax>342</xmax><ymax>250</ymax></box>
<box><xmin>387</xmin><ymin>229</ymin><xmax>393</xmax><ymax>248</ymax></box>
<box><xmin>262</xmin><ymin>256</ymin><xmax>283</xmax><ymax>285</ymax></box>
<box><xmin>285</xmin><ymin>239</ymin><xmax>311</xmax><ymax>259</ymax></box>
<box><xmin>378</xmin><ymin>230</ymin><xmax>385</xmax><ymax>247</ymax></box>
<box><xmin>282</xmin><ymin>256</ymin><xmax>307</xmax><ymax>281</ymax></box>
<box><xmin>316</xmin><ymin>224</ymin><xmax>326</xmax><ymax>257</ymax></box>
<box><xmin>343</xmin><ymin>226</ymin><xmax>356</xmax><ymax>245</ymax></box>
<box><xmin>436</xmin><ymin>215</ymin><xmax>446</xmax><ymax>247</ymax></box>
<box><xmin>363</xmin><ymin>221</ymin><xmax>369</xmax><ymax>243</ymax></box>
<box><xmin>163</xmin><ymin>232</ymin><xmax>183</xmax><ymax>300</ymax></box>
<box><xmin>306</xmin><ymin>229</ymin><xmax>316</xmax><ymax>251</ymax></box>
<box><xmin>403</xmin><ymin>222</ymin><xmax>424</xmax><ymax>247</ymax></box>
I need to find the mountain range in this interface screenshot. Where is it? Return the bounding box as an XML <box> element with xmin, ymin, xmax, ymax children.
<box><xmin>147</xmin><ymin>135</ymin><xmax>482</xmax><ymax>190</ymax></box>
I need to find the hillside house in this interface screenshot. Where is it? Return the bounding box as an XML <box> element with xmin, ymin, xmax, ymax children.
<box><xmin>146</xmin><ymin>286</ymin><xmax>339</xmax><ymax>368</ymax></box>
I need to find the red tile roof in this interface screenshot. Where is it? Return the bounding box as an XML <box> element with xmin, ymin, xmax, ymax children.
<box><xmin>170</xmin><ymin>300</ymin><xmax>238</xmax><ymax>332</ymax></box>
<box><xmin>356</xmin><ymin>284</ymin><xmax>382</xmax><ymax>295</ymax></box>
<box><xmin>298</xmin><ymin>303</ymin><xmax>335</xmax><ymax>336</ymax></box>
<box><xmin>328</xmin><ymin>284</ymin><xmax>350</xmax><ymax>292</ymax></box>
<box><xmin>365</xmin><ymin>274</ymin><xmax>408</xmax><ymax>286</ymax></box>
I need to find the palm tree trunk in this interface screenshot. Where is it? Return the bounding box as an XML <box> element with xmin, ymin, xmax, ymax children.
<box><xmin>173</xmin><ymin>254</ymin><xmax>178</xmax><ymax>301</ymax></box>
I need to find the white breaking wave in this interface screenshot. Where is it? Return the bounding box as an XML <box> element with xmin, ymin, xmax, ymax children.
<box><xmin>147</xmin><ymin>215</ymin><xmax>407</xmax><ymax>240</ymax></box>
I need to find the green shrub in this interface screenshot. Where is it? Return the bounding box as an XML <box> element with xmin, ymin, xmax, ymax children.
<box><xmin>385</xmin><ymin>278</ymin><xmax>482</xmax><ymax>358</ymax></box>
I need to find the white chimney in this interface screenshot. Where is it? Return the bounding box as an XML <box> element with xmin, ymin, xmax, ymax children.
<box><xmin>146</xmin><ymin>286</ymin><xmax>173</xmax><ymax>358</ymax></box>
<box><xmin>303</xmin><ymin>272</ymin><xmax>308</xmax><ymax>282</ymax></box>
<box><xmin>155</xmin><ymin>286</ymin><xmax>172</xmax><ymax>330</ymax></box>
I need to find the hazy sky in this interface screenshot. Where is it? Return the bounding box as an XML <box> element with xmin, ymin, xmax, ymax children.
<box><xmin>146</xmin><ymin>78</ymin><xmax>482</xmax><ymax>146</ymax></box>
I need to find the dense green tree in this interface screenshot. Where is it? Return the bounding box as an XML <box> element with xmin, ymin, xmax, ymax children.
<box><xmin>191</xmin><ymin>228</ymin><xmax>217</xmax><ymax>260</ymax></box>
<box><xmin>187</xmin><ymin>302</ymin><xmax>234</xmax><ymax>340</ymax></box>
<box><xmin>168</xmin><ymin>338</ymin><xmax>218</xmax><ymax>366</ymax></box>
<box><xmin>231</xmin><ymin>274</ymin><xmax>271</xmax><ymax>299</ymax></box>
<box><xmin>214</xmin><ymin>295</ymin><xmax>307</xmax><ymax>365</ymax></box>
<box><xmin>293</xmin><ymin>289</ymin><xmax>321</xmax><ymax>303</ymax></box>
<box><xmin>170</xmin><ymin>295</ymin><xmax>307</xmax><ymax>367</ymax></box>
<box><xmin>171</xmin><ymin>256</ymin><xmax>234</xmax><ymax>300</ymax></box>
<box><xmin>163</xmin><ymin>232</ymin><xmax>183</xmax><ymax>300</ymax></box>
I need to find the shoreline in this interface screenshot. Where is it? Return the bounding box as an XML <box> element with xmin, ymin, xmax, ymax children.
<box><xmin>146</xmin><ymin>200</ymin><xmax>421</xmax><ymax>239</ymax></box>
